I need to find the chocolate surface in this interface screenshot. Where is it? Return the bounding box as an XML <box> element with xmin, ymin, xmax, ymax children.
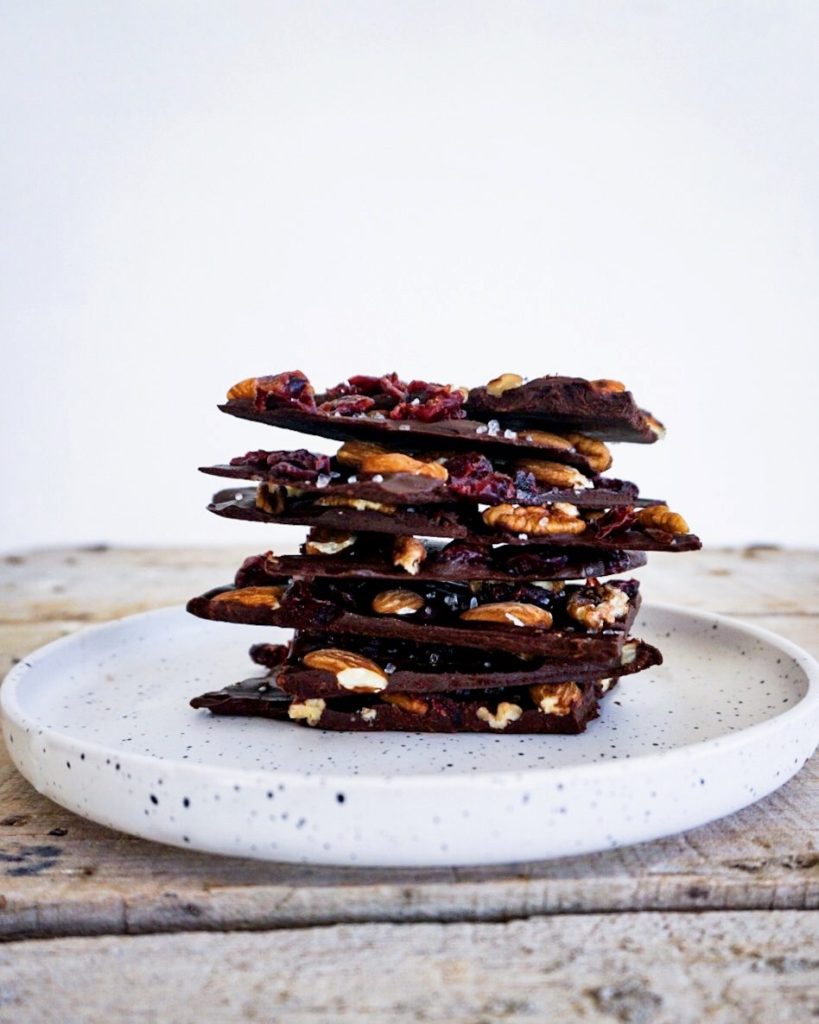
<box><xmin>209</xmin><ymin>488</ymin><xmax>701</xmax><ymax>552</ymax></box>
<box><xmin>467</xmin><ymin>376</ymin><xmax>664</xmax><ymax>443</ymax></box>
<box><xmin>190</xmin><ymin>676</ymin><xmax>604</xmax><ymax>733</ymax></box>
<box><xmin>187</xmin><ymin>578</ymin><xmax>640</xmax><ymax>658</ymax></box>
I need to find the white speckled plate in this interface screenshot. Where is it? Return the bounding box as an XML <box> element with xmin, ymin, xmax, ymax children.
<box><xmin>2</xmin><ymin>603</ymin><xmax>818</xmax><ymax>866</ymax></box>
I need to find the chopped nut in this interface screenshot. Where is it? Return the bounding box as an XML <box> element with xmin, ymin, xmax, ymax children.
<box><xmin>598</xmin><ymin>677</ymin><xmax>614</xmax><ymax>694</ymax></box>
<box><xmin>564</xmin><ymin>433</ymin><xmax>612</xmax><ymax>474</ymax></box>
<box><xmin>589</xmin><ymin>379</ymin><xmax>626</xmax><ymax>393</ymax></box>
<box><xmin>288</xmin><ymin>698</ymin><xmax>326</xmax><ymax>726</ymax></box>
<box><xmin>360</xmin><ymin>452</ymin><xmax>449</xmax><ymax>481</ymax></box>
<box><xmin>303</xmin><ymin>649</ymin><xmax>388</xmax><ymax>692</ymax></box>
<box><xmin>359</xmin><ymin>706</ymin><xmax>378</xmax><ymax>723</ymax></box>
<box><xmin>460</xmin><ymin>602</ymin><xmax>553</xmax><ymax>628</ymax></box>
<box><xmin>212</xmin><ymin>585</ymin><xmax>285</xmax><ymax>609</ymax></box>
<box><xmin>486</xmin><ymin>372</ymin><xmax>524</xmax><ymax>397</ymax></box>
<box><xmin>567</xmin><ymin>584</ymin><xmax>630</xmax><ymax>632</ymax></box>
<box><xmin>315</xmin><ymin>496</ymin><xmax>397</xmax><ymax>514</ymax></box>
<box><xmin>304</xmin><ymin>529</ymin><xmax>357</xmax><ymax>555</ymax></box>
<box><xmin>520</xmin><ymin>429</ymin><xmax>575</xmax><ymax>452</ymax></box>
<box><xmin>476</xmin><ymin>702</ymin><xmax>523</xmax><ymax>730</ymax></box>
<box><xmin>382</xmin><ymin>693</ymin><xmax>429</xmax><ymax>715</ymax></box>
<box><xmin>255</xmin><ymin>484</ymin><xmax>286</xmax><ymax>514</ymax></box>
<box><xmin>336</xmin><ymin>439</ymin><xmax>389</xmax><ymax>468</ymax></box>
<box><xmin>529</xmin><ymin>682</ymin><xmax>583</xmax><ymax>716</ymax></box>
<box><xmin>531</xmin><ymin>581</ymin><xmax>565</xmax><ymax>593</ymax></box>
<box><xmin>514</xmin><ymin>458</ymin><xmax>593</xmax><ymax>489</ymax></box>
<box><xmin>226</xmin><ymin>377</ymin><xmax>257</xmax><ymax>401</ymax></box>
<box><xmin>620</xmin><ymin>640</ymin><xmax>638</xmax><ymax>665</ymax></box>
<box><xmin>371</xmin><ymin>589</ymin><xmax>425</xmax><ymax>616</ymax></box>
<box><xmin>636</xmin><ymin>504</ymin><xmax>689</xmax><ymax>535</ymax></box>
<box><xmin>393</xmin><ymin>536</ymin><xmax>427</xmax><ymax>575</ymax></box>
<box><xmin>483</xmin><ymin>503</ymin><xmax>586</xmax><ymax>536</ymax></box>
<box><xmin>646</xmin><ymin>414</ymin><xmax>666</xmax><ymax>439</ymax></box>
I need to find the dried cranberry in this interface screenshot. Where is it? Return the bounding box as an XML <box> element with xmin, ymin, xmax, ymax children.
<box><xmin>594</xmin><ymin>506</ymin><xmax>637</xmax><ymax>539</ymax></box>
<box><xmin>235</xmin><ymin>552</ymin><xmax>278</xmax><ymax>587</ymax></box>
<box><xmin>317</xmin><ymin>395</ymin><xmax>376</xmax><ymax>416</ymax></box>
<box><xmin>230</xmin><ymin>449</ymin><xmax>330</xmax><ymax>482</ymax></box>
<box><xmin>230</xmin><ymin>449</ymin><xmax>275</xmax><ymax>470</ymax></box>
<box><xmin>249</xmin><ymin>642</ymin><xmax>290</xmax><ymax>668</ymax></box>
<box><xmin>495</xmin><ymin>548</ymin><xmax>569</xmax><ymax>577</ymax></box>
<box><xmin>431</xmin><ymin>539</ymin><xmax>492</xmax><ymax>569</ymax></box>
<box><xmin>478</xmin><ymin>581</ymin><xmax>557</xmax><ymax>610</ymax></box>
<box><xmin>445</xmin><ymin>453</ymin><xmax>516</xmax><ymax>503</ymax></box>
<box><xmin>255</xmin><ymin>371</ymin><xmax>316</xmax><ymax>413</ymax></box>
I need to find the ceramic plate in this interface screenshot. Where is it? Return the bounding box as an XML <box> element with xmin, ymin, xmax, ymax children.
<box><xmin>2</xmin><ymin>604</ymin><xmax>818</xmax><ymax>866</ymax></box>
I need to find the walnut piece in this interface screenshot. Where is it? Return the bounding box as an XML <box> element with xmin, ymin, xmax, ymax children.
<box><xmin>315</xmin><ymin>496</ymin><xmax>397</xmax><ymax>514</ymax></box>
<box><xmin>514</xmin><ymin>458</ymin><xmax>593</xmax><ymax>489</ymax></box>
<box><xmin>212</xmin><ymin>585</ymin><xmax>285</xmax><ymax>609</ymax></box>
<box><xmin>529</xmin><ymin>682</ymin><xmax>583</xmax><ymax>716</ymax></box>
<box><xmin>287</xmin><ymin>698</ymin><xmax>326</xmax><ymax>726</ymax></box>
<box><xmin>304</xmin><ymin>529</ymin><xmax>357</xmax><ymax>555</ymax></box>
<box><xmin>226</xmin><ymin>377</ymin><xmax>257</xmax><ymax>401</ymax></box>
<box><xmin>359</xmin><ymin>706</ymin><xmax>378</xmax><ymax>723</ymax></box>
<box><xmin>476</xmin><ymin>702</ymin><xmax>523</xmax><ymax>730</ymax></box>
<box><xmin>393</xmin><ymin>536</ymin><xmax>427</xmax><ymax>575</ymax></box>
<box><xmin>371</xmin><ymin>589</ymin><xmax>425</xmax><ymax>615</ymax></box>
<box><xmin>636</xmin><ymin>504</ymin><xmax>689</xmax><ymax>535</ymax></box>
<box><xmin>360</xmin><ymin>451</ymin><xmax>448</xmax><ymax>481</ymax></box>
<box><xmin>482</xmin><ymin>503</ymin><xmax>586</xmax><ymax>536</ymax></box>
<box><xmin>303</xmin><ymin>648</ymin><xmax>388</xmax><ymax>692</ymax></box>
<box><xmin>567</xmin><ymin>584</ymin><xmax>630</xmax><ymax>632</ymax></box>
<box><xmin>486</xmin><ymin>372</ymin><xmax>524</xmax><ymax>397</ymax></box>
<box><xmin>382</xmin><ymin>693</ymin><xmax>429</xmax><ymax>715</ymax></box>
<box><xmin>460</xmin><ymin>601</ymin><xmax>553</xmax><ymax>628</ymax></box>
<box><xmin>589</xmin><ymin>379</ymin><xmax>626</xmax><ymax>393</ymax></box>
<box><xmin>564</xmin><ymin>433</ymin><xmax>612</xmax><ymax>474</ymax></box>
<box><xmin>336</xmin><ymin>439</ymin><xmax>389</xmax><ymax>467</ymax></box>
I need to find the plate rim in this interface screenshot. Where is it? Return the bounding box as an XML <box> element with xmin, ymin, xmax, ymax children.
<box><xmin>2</xmin><ymin>601</ymin><xmax>818</xmax><ymax>792</ymax></box>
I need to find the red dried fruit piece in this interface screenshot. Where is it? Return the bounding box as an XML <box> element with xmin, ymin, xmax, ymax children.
<box><xmin>594</xmin><ymin>506</ymin><xmax>638</xmax><ymax>540</ymax></box>
<box><xmin>431</xmin><ymin>539</ymin><xmax>493</xmax><ymax>569</ymax></box>
<box><xmin>445</xmin><ymin>453</ymin><xmax>516</xmax><ymax>503</ymax></box>
<box><xmin>235</xmin><ymin>552</ymin><xmax>276</xmax><ymax>587</ymax></box>
<box><xmin>317</xmin><ymin>395</ymin><xmax>376</xmax><ymax>416</ymax></box>
<box><xmin>230</xmin><ymin>449</ymin><xmax>331</xmax><ymax>482</ymax></box>
<box><xmin>255</xmin><ymin>371</ymin><xmax>317</xmax><ymax>413</ymax></box>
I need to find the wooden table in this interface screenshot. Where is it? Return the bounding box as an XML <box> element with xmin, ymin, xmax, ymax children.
<box><xmin>0</xmin><ymin>546</ymin><xmax>817</xmax><ymax>1022</ymax></box>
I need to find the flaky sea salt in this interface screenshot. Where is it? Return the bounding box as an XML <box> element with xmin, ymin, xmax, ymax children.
<box><xmin>487</xmin><ymin>419</ymin><xmax>501</xmax><ymax>436</ymax></box>
<box><xmin>475</xmin><ymin>424</ymin><xmax>488</xmax><ymax>435</ymax></box>
<box><xmin>372</xmin><ymin>474</ymin><xmax>384</xmax><ymax>483</ymax></box>
<box><xmin>503</xmin><ymin>428</ymin><xmax>517</xmax><ymax>439</ymax></box>
<box><xmin>384</xmin><ymin>663</ymin><xmax>396</xmax><ymax>675</ymax></box>
<box><xmin>316</xmin><ymin>474</ymin><xmax>331</xmax><ymax>488</ymax></box>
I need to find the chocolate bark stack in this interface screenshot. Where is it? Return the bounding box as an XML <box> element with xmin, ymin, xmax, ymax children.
<box><xmin>189</xmin><ymin>371</ymin><xmax>700</xmax><ymax>734</ymax></box>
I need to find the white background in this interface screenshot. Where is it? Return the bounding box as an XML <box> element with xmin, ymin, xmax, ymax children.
<box><xmin>2</xmin><ymin>1</ymin><xmax>817</xmax><ymax>552</ymax></box>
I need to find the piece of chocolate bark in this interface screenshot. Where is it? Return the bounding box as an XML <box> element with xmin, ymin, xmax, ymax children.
<box><xmin>247</xmin><ymin>632</ymin><xmax>661</xmax><ymax>698</ymax></box>
<box><xmin>187</xmin><ymin>577</ymin><xmax>641</xmax><ymax>659</ymax></box>
<box><xmin>200</xmin><ymin>444</ymin><xmax>638</xmax><ymax>508</ymax></box>
<box><xmin>254</xmin><ymin>534</ymin><xmax>648</xmax><ymax>582</ymax></box>
<box><xmin>219</xmin><ymin>371</ymin><xmax>616</xmax><ymax>465</ymax></box>
<box><xmin>467</xmin><ymin>375</ymin><xmax>665</xmax><ymax>443</ymax></box>
<box><xmin>209</xmin><ymin>488</ymin><xmax>701</xmax><ymax>552</ymax></box>
<box><xmin>190</xmin><ymin>675</ymin><xmax>607</xmax><ymax>733</ymax></box>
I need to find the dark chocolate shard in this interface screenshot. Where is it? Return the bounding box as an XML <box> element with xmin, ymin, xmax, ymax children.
<box><xmin>209</xmin><ymin>488</ymin><xmax>701</xmax><ymax>553</ymax></box>
<box><xmin>220</xmin><ymin>398</ymin><xmax>603</xmax><ymax>468</ymax></box>
<box><xmin>191</xmin><ymin>676</ymin><xmax>605</xmax><ymax>733</ymax></box>
<box><xmin>186</xmin><ymin>578</ymin><xmax>641</xmax><ymax>659</ymax></box>
<box><xmin>259</xmin><ymin>634</ymin><xmax>661</xmax><ymax>698</ymax></box>
<box><xmin>258</xmin><ymin>537</ymin><xmax>648</xmax><ymax>582</ymax></box>
<box><xmin>467</xmin><ymin>376</ymin><xmax>665</xmax><ymax>443</ymax></box>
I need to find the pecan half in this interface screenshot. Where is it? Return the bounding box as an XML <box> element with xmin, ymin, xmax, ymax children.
<box><xmin>520</xmin><ymin>429</ymin><xmax>575</xmax><ymax>452</ymax></box>
<box><xmin>563</xmin><ymin>433</ymin><xmax>612</xmax><ymax>474</ymax></box>
<box><xmin>529</xmin><ymin>682</ymin><xmax>583</xmax><ymax>716</ymax></box>
<box><xmin>636</xmin><ymin>504</ymin><xmax>689</xmax><ymax>534</ymax></box>
<box><xmin>302</xmin><ymin>649</ymin><xmax>388</xmax><ymax>692</ymax></box>
<box><xmin>460</xmin><ymin>602</ymin><xmax>553</xmax><ymax>628</ymax></box>
<box><xmin>482</xmin><ymin>503</ymin><xmax>586</xmax><ymax>536</ymax></box>
<box><xmin>589</xmin><ymin>379</ymin><xmax>626</xmax><ymax>393</ymax></box>
<box><xmin>336</xmin><ymin>439</ymin><xmax>389</xmax><ymax>468</ymax></box>
<box><xmin>226</xmin><ymin>378</ymin><xmax>257</xmax><ymax>401</ymax></box>
<box><xmin>514</xmin><ymin>458</ymin><xmax>592</xmax><ymax>489</ymax></box>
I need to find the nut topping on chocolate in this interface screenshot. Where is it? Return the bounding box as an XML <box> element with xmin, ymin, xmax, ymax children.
<box><xmin>636</xmin><ymin>504</ymin><xmax>689</xmax><ymax>535</ymax></box>
<box><xmin>529</xmin><ymin>682</ymin><xmax>583</xmax><ymax>716</ymax></box>
<box><xmin>460</xmin><ymin>601</ymin><xmax>553</xmax><ymax>628</ymax></box>
<box><xmin>371</xmin><ymin>589</ymin><xmax>426</xmax><ymax>616</ymax></box>
<box><xmin>589</xmin><ymin>378</ymin><xmax>626</xmax><ymax>393</ymax></box>
<box><xmin>514</xmin><ymin>458</ymin><xmax>593</xmax><ymax>489</ymax></box>
<box><xmin>483</xmin><ymin>502</ymin><xmax>586</xmax><ymax>536</ymax></box>
<box><xmin>486</xmin><ymin>372</ymin><xmax>524</xmax><ymax>397</ymax></box>
<box><xmin>476</xmin><ymin>702</ymin><xmax>523</xmax><ymax>730</ymax></box>
<box><xmin>226</xmin><ymin>378</ymin><xmax>257</xmax><ymax>401</ymax></box>
<box><xmin>567</xmin><ymin>583</ymin><xmax>630</xmax><ymax>632</ymax></box>
<box><xmin>212</xmin><ymin>585</ymin><xmax>285</xmax><ymax>609</ymax></box>
<box><xmin>393</xmin><ymin>536</ymin><xmax>427</xmax><ymax>575</ymax></box>
<box><xmin>336</xmin><ymin>439</ymin><xmax>389</xmax><ymax>467</ymax></box>
<box><xmin>303</xmin><ymin>649</ymin><xmax>389</xmax><ymax>692</ymax></box>
<box><xmin>304</xmin><ymin>529</ymin><xmax>357</xmax><ymax>555</ymax></box>
<box><xmin>382</xmin><ymin>693</ymin><xmax>429</xmax><ymax>715</ymax></box>
<box><xmin>360</xmin><ymin>452</ymin><xmax>449</xmax><ymax>481</ymax></box>
<box><xmin>563</xmin><ymin>433</ymin><xmax>612</xmax><ymax>473</ymax></box>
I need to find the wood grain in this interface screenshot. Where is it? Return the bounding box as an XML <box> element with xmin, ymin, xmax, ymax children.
<box><xmin>0</xmin><ymin>547</ymin><xmax>817</xmax><ymax>942</ymax></box>
<box><xmin>1</xmin><ymin>911</ymin><xmax>818</xmax><ymax>1023</ymax></box>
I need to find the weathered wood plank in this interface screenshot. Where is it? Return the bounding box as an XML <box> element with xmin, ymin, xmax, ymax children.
<box><xmin>1</xmin><ymin>911</ymin><xmax>818</xmax><ymax>1023</ymax></box>
<box><xmin>0</xmin><ymin>548</ymin><xmax>817</xmax><ymax>940</ymax></box>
